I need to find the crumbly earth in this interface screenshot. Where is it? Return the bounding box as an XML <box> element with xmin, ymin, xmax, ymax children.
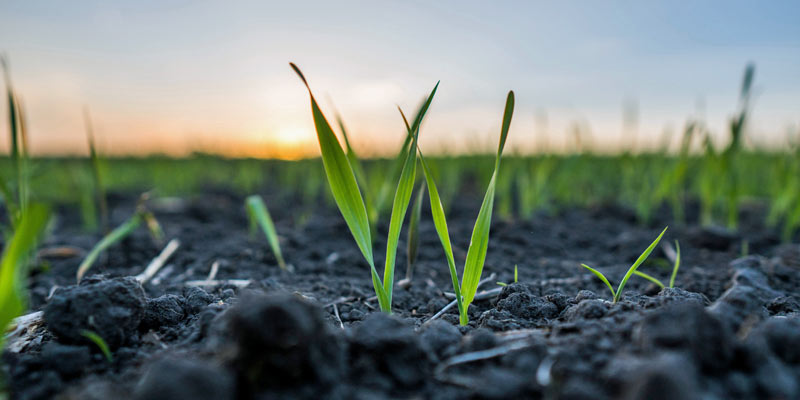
<box><xmin>2</xmin><ymin>189</ymin><xmax>799</xmax><ymax>399</ymax></box>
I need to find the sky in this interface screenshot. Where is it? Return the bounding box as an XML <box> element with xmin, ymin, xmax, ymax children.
<box><xmin>1</xmin><ymin>0</ymin><xmax>799</xmax><ymax>158</ymax></box>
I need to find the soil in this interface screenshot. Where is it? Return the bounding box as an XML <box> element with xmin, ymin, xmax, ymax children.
<box><xmin>3</xmin><ymin>188</ymin><xmax>800</xmax><ymax>400</ymax></box>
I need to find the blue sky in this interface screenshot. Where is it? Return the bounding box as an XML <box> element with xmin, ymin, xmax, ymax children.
<box><xmin>1</xmin><ymin>1</ymin><xmax>798</xmax><ymax>156</ymax></box>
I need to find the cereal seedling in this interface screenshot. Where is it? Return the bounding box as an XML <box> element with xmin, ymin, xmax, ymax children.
<box><xmin>246</xmin><ymin>195</ymin><xmax>287</xmax><ymax>270</ymax></box>
<box><xmin>497</xmin><ymin>265</ymin><xmax>518</xmax><ymax>287</ymax></box>
<box><xmin>76</xmin><ymin>195</ymin><xmax>163</xmax><ymax>282</ymax></box>
<box><xmin>413</xmin><ymin>90</ymin><xmax>515</xmax><ymax>325</ymax></box>
<box><xmin>292</xmin><ymin>62</ymin><xmax>436</xmax><ymax>313</ymax></box>
<box><xmin>580</xmin><ymin>227</ymin><xmax>667</xmax><ymax>302</ymax></box>
<box><xmin>632</xmin><ymin>239</ymin><xmax>681</xmax><ymax>289</ymax></box>
<box><xmin>0</xmin><ymin>203</ymin><xmax>50</xmax><ymax>353</ymax></box>
<box><xmin>81</xmin><ymin>330</ymin><xmax>113</xmax><ymax>362</ymax></box>
<box><xmin>84</xmin><ymin>107</ymin><xmax>109</xmax><ymax>233</ymax></box>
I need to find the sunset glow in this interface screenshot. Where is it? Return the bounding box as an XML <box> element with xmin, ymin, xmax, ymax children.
<box><xmin>1</xmin><ymin>1</ymin><xmax>799</xmax><ymax>158</ymax></box>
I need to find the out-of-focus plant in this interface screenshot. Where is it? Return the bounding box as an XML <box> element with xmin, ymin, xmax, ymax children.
<box><xmin>1</xmin><ymin>204</ymin><xmax>50</xmax><ymax>353</ymax></box>
<box><xmin>76</xmin><ymin>194</ymin><xmax>163</xmax><ymax>282</ymax></box>
<box><xmin>1</xmin><ymin>56</ymin><xmax>31</xmax><ymax>234</ymax></box>
<box><xmin>246</xmin><ymin>195</ymin><xmax>287</xmax><ymax>270</ymax></box>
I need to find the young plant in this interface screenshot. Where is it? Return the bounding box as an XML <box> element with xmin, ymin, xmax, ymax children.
<box><xmin>245</xmin><ymin>195</ymin><xmax>287</xmax><ymax>270</ymax></box>
<box><xmin>80</xmin><ymin>330</ymin><xmax>113</xmax><ymax>362</ymax></box>
<box><xmin>291</xmin><ymin>62</ymin><xmax>436</xmax><ymax>313</ymax></box>
<box><xmin>85</xmin><ymin>108</ymin><xmax>109</xmax><ymax>233</ymax></box>
<box><xmin>414</xmin><ymin>90</ymin><xmax>515</xmax><ymax>326</ymax></box>
<box><xmin>0</xmin><ymin>203</ymin><xmax>50</xmax><ymax>353</ymax></box>
<box><xmin>580</xmin><ymin>227</ymin><xmax>668</xmax><ymax>302</ymax></box>
<box><xmin>76</xmin><ymin>195</ymin><xmax>163</xmax><ymax>282</ymax></box>
<box><xmin>632</xmin><ymin>240</ymin><xmax>681</xmax><ymax>289</ymax></box>
<box><xmin>496</xmin><ymin>264</ymin><xmax>518</xmax><ymax>287</ymax></box>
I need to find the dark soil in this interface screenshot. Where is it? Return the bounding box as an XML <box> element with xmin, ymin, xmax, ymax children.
<box><xmin>3</xmin><ymin>189</ymin><xmax>800</xmax><ymax>399</ymax></box>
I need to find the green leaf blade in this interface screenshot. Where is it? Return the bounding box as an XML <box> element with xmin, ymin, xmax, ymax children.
<box><xmin>669</xmin><ymin>240</ymin><xmax>681</xmax><ymax>288</ymax></box>
<box><xmin>614</xmin><ymin>226</ymin><xmax>668</xmax><ymax>302</ymax></box>
<box><xmin>460</xmin><ymin>91</ymin><xmax>515</xmax><ymax>307</ymax></box>
<box><xmin>291</xmin><ymin>63</ymin><xmax>388</xmax><ymax>310</ymax></box>
<box><xmin>633</xmin><ymin>270</ymin><xmax>665</xmax><ymax>289</ymax></box>
<box><xmin>246</xmin><ymin>195</ymin><xmax>287</xmax><ymax>270</ymax></box>
<box><xmin>291</xmin><ymin>64</ymin><xmax>374</xmax><ymax>269</ymax></box>
<box><xmin>383</xmin><ymin>82</ymin><xmax>438</xmax><ymax>306</ymax></box>
<box><xmin>77</xmin><ymin>212</ymin><xmax>143</xmax><ymax>282</ymax></box>
<box><xmin>580</xmin><ymin>263</ymin><xmax>616</xmax><ymax>300</ymax></box>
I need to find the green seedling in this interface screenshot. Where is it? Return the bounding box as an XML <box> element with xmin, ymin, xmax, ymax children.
<box><xmin>245</xmin><ymin>195</ymin><xmax>287</xmax><ymax>270</ymax></box>
<box><xmin>80</xmin><ymin>330</ymin><xmax>113</xmax><ymax>362</ymax></box>
<box><xmin>0</xmin><ymin>203</ymin><xmax>50</xmax><ymax>353</ymax></box>
<box><xmin>632</xmin><ymin>240</ymin><xmax>682</xmax><ymax>289</ymax></box>
<box><xmin>76</xmin><ymin>195</ymin><xmax>163</xmax><ymax>282</ymax></box>
<box><xmin>497</xmin><ymin>264</ymin><xmax>518</xmax><ymax>287</ymax></box>
<box><xmin>292</xmin><ymin>62</ymin><xmax>436</xmax><ymax>313</ymax></box>
<box><xmin>580</xmin><ymin>227</ymin><xmax>668</xmax><ymax>302</ymax></box>
<box><xmin>413</xmin><ymin>90</ymin><xmax>515</xmax><ymax>325</ymax></box>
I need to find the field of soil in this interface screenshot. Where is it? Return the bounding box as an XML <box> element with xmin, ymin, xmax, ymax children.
<box><xmin>4</xmin><ymin>188</ymin><xmax>800</xmax><ymax>400</ymax></box>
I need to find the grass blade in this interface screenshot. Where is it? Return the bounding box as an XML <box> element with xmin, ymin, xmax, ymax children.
<box><xmin>0</xmin><ymin>203</ymin><xmax>49</xmax><ymax>352</ymax></box>
<box><xmin>614</xmin><ymin>226</ymin><xmax>668</xmax><ymax>302</ymax></box>
<box><xmin>633</xmin><ymin>270</ymin><xmax>665</xmax><ymax>289</ymax></box>
<box><xmin>334</xmin><ymin>112</ymin><xmax>376</xmax><ymax>229</ymax></box>
<box><xmin>80</xmin><ymin>330</ymin><xmax>113</xmax><ymax>362</ymax></box>
<box><xmin>290</xmin><ymin>63</ymin><xmax>389</xmax><ymax>310</ymax></box>
<box><xmin>408</xmin><ymin>106</ymin><xmax>465</xmax><ymax>323</ymax></box>
<box><xmin>246</xmin><ymin>195</ymin><xmax>287</xmax><ymax>270</ymax></box>
<box><xmin>76</xmin><ymin>212</ymin><xmax>143</xmax><ymax>282</ymax></box>
<box><xmin>375</xmin><ymin>98</ymin><xmax>429</xmax><ymax>218</ymax></box>
<box><xmin>382</xmin><ymin>82</ymin><xmax>438</xmax><ymax>306</ymax></box>
<box><xmin>580</xmin><ymin>263</ymin><xmax>616</xmax><ymax>300</ymax></box>
<box><xmin>461</xmin><ymin>91</ymin><xmax>515</xmax><ymax>306</ymax></box>
<box><xmin>669</xmin><ymin>240</ymin><xmax>681</xmax><ymax>288</ymax></box>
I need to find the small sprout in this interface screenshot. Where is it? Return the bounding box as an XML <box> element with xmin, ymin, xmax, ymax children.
<box><xmin>84</xmin><ymin>107</ymin><xmax>108</xmax><ymax>233</ymax></box>
<box><xmin>76</xmin><ymin>195</ymin><xmax>162</xmax><ymax>282</ymax></box>
<box><xmin>0</xmin><ymin>204</ymin><xmax>50</xmax><ymax>352</ymax></box>
<box><xmin>669</xmin><ymin>240</ymin><xmax>681</xmax><ymax>288</ymax></box>
<box><xmin>497</xmin><ymin>264</ymin><xmax>519</xmax><ymax>287</ymax></box>
<box><xmin>632</xmin><ymin>270</ymin><xmax>665</xmax><ymax>289</ymax></box>
<box><xmin>632</xmin><ymin>239</ymin><xmax>681</xmax><ymax>290</ymax></box>
<box><xmin>245</xmin><ymin>195</ymin><xmax>287</xmax><ymax>270</ymax></box>
<box><xmin>580</xmin><ymin>227</ymin><xmax>668</xmax><ymax>302</ymax></box>
<box><xmin>81</xmin><ymin>330</ymin><xmax>113</xmax><ymax>362</ymax></box>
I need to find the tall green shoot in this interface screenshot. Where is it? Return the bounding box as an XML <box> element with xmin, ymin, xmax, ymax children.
<box><xmin>291</xmin><ymin>62</ymin><xmax>436</xmax><ymax>312</ymax></box>
<box><xmin>84</xmin><ymin>108</ymin><xmax>109</xmax><ymax>233</ymax></box>
<box><xmin>413</xmin><ymin>90</ymin><xmax>515</xmax><ymax>325</ymax></box>
<box><xmin>246</xmin><ymin>195</ymin><xmax>287</xmax><ymax>270</ymax></box>
<box><xmin>0</xmin><ymin>204</ymin><xmax>50</xmax><ymax>353</ymax></box>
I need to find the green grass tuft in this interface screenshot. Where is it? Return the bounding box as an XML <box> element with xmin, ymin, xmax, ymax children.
<box><xmin>246</xmin><ymin>195</ymin><xmax>287</xmax><ymax>270</ymax></box>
